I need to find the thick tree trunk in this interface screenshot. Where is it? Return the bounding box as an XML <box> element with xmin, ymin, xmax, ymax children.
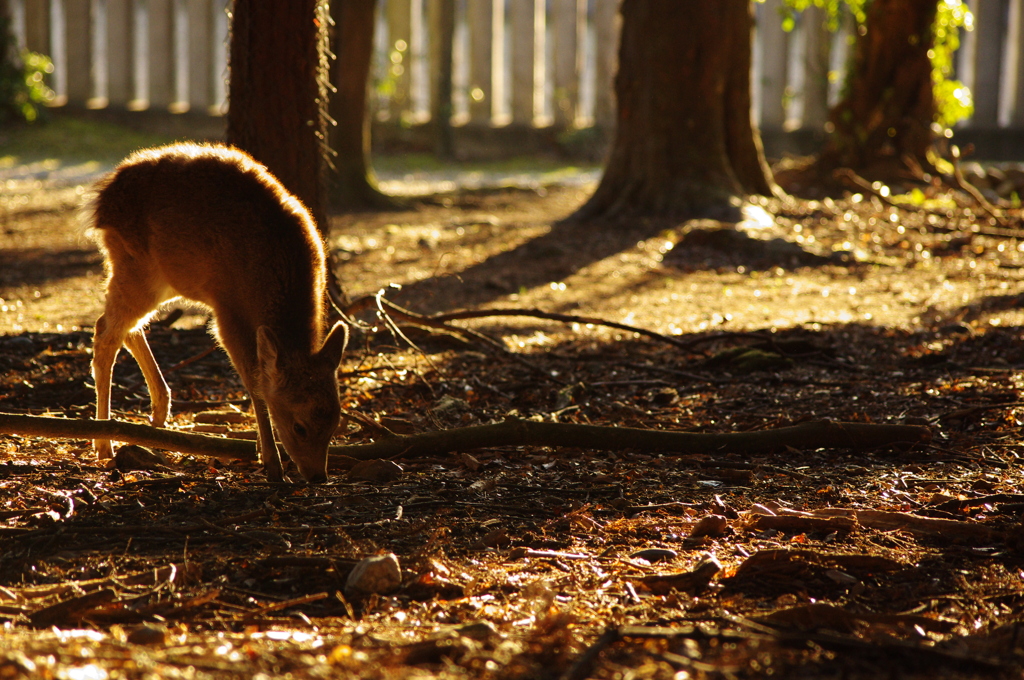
<box><xmin>328</xmin><ymin>0</ymin><xmax>397</xmax><ymax>211</ymax></box>
<box><xmin>817</xmin><ymin>0</ymin><xmax>938</xmax><ymax>180</ymax></box>
<box><xmin>226</xmin><ymin>0</ymin><xmax>331</xmax><ymax>231</ymax></box>
<box><xmin>573</xmin><ymin>0</ymin><xmax>776</xmax><ymax>223</ymax></box>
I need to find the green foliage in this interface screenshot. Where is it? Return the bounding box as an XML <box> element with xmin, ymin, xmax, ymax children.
<box><xmin>0</xmin><ymin>15</ymin><xmax>55</xmax><ymax>124</ymax></box>
<box><xmin>762</xmin><ymin>0</ymin><xmax>974</xmax><ymax>130</ymax></box>
<box><xmin>773</xmin><ymin>0</ymin><xmax>866</xmax><ymax>32</ymax></box>
<box><xmin>931</xmin><ymin>0</ymin><xmax>973</xmax><ymax>128</ymax></box>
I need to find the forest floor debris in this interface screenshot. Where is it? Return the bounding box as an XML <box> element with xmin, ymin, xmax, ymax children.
<box><xmin>2</xmin><ymin>163</ymin><xmax>1024</xmax><ymax>677</ymax></box>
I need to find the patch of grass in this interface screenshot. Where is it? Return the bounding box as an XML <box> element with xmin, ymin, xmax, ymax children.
<box><xmin>0</xmin><ymin>113</ymin><xmax>599</xmax><ymax>183</ymax></box>
<box><xmin>371</xmin><ymin>151</ymin><xmax>599</xmax><ymax>177</ymax></box>
<box><xmin>0</xmin><ymin>114</ymin><xmax>175</xmax><ymax>166</ymax></box>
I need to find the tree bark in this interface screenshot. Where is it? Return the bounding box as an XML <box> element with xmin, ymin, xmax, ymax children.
<box><xmin>816</xmin><ymin>0</ymin><xmax>938</xmax><ymax>181</ymax></box>
<box><xmin>226</xmin><ymin>0</ymin><xmax>332</xmax><ymax>231</ymax></box>
<box><xmin>572</xmin><ymin>0</ymin><xmax>776</xmax><ymax>223</ymax></box>
<box><xmin>328</xmin><ymin>0</ymin><xmax>398</xmax><ymax>211</ymax></box>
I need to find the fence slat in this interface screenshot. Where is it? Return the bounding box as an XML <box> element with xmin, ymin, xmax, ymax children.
<box><xmin>48</xmin><ymin>0</ymin><xmax>66</xmax><ymax>104</ymax></box>
<box><xmin>170</xmin><ymin>0</ymin><xmax>187</xmax><ymax>110</ymax></box>
<box><xmin>592</xmin><ymin>0</ymin><xmax>617</xmax><ymax>129</ymax></box>
<box><xmin>9</xmin><ymin>0</ymin><xmax>27</xmax><ymax>50</ymax></box>
<box><xmin>384</xmin><ymin>0</ymin><xmax>411</xmax><ymax>122</ymax></box>
<box><xmin>145</xmin><ymin>0</ymin><xmax>173</xmax><ymax>109</ymax></box>
<box><xmin>186</xmin><ymin>0</ymin><xmax>211</xmax><ymax>111</ymax></box>
<box><xmin>23</xmin><ymin>0</ymin><xmax>48</xmax><ymax>54</ymax></box>
<box><xmin>1003</xmin><ymin>0</ymin><xmax>1023</xmax><ymax>125</ymax></box>
<box><xmin>89</xmin><ymin>0</ymin><xmax>107</xmax><ymax>106</ymax></box>
<box><xmin>800</xmin><ymin>6</ymin><xmax>829</xmax><ymax>129</ymax></box>
<box><xmin>466</xmin><ymin>0</ymin><xmax>492</xmax><ymax>125</ymax></box>
<box><xmin>105</xmin><ymin>0</ymin><xmax>131</xmax><ymax>106</ymax></box>
<box><xmin>65</xmin><ymin>0</ymin><xmax>91</xmax><ymax>102</ymax></box>
<box><xmin>211</xmin><ymin>0</ymin><xmax>227</xmax><ymax>113</ymax></box>
<box><xmin>551</xmin><ymin>0</ymin><xmax>580</xmax><ymax>128</ymax></box>
<box><xmin>509</xmin><ymin>0</ymin><xmax>535</xmax><ymax>125</ymax></box>
<box><xmin>966</xmin><ymin>0</ymin><xmax>1005</xmax><ymax>128</ymax></box>
<box><xmin>66</xmin><ymin>0</ymin><xmax>92</xmax><ymax>103</ymax></box>
<box><xmin>756</xmin><ymin>0</ymin><xmax>789</xmax><ymax>129</ymax></box>
<box><xmin>427</xmin><ymin>0</ymin><xmax>452</xmax><ymax>126</ymax></box>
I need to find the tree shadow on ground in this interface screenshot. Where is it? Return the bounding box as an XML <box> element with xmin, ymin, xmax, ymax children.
<box><xmin>379</xmin><ymin>206</ymin><xmax>836</xmax><ymax>316</ymax></box>
<box><xmin>940</xmin><ymin>292</ymin><xmax>1024</xmax><ymax>326</ymax></box>
<box><xmin>384</xmin><ymin>211</ymin><xmax>666</xmax><ymax>314</ymax></box>
<box><xmin>0</xmin><ymin>246</ymin><xmax>103</xmax><ymax>289</ymax></box>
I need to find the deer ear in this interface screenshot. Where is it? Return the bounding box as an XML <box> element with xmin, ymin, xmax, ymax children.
<box><xmin>319</xmin><ymin>322</ymin><xmax>348</xmax><ymax>367</ymax></box>
<box><xmin>256</xmin><ymin>325</ymin><xmax>281</xmax><ymax>372</ymax></box>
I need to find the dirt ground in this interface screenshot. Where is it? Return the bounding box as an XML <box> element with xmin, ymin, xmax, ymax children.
<box><xmin>3</xmin><ymin>151</ymin><xmax>1024</xmax><ymax>678</ymax></box>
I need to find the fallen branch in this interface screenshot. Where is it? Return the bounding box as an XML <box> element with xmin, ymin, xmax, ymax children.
<box><xmin>350</xmin><ymin>295</ymin><xmax>566</xmax><ymax>383</ymax></box>
<box><xmin>239</xmin><ymin>591</ymin><xmax>329</xmax><ymax>624</ymax></box>
<box><xmin>430</xmin><ymin>306</ymin><xmax>694</xmax><ymax>350</ymax></box>
<box><xmin>834</xmin><ymin>168</ymin><xmax>919</xmax><ymax>213</ymax></box>
<box><xmin>345</xmin><ymin>295</ymin><xmax>697</xmax><ymax>351</ymax></box>
<box><xmin>0</xmin><ymin>412</ymin><xmax>258</xmax><ymax>460</ymax></box>
<box><xmin>28</xmin><ymin>588</ymin><xmax>116</xmax><ymax>628</ymax></box>
<box><xmin>335</xmin><ymin>418</ymin><xmax>930</xmax><ymax>462</ymax></box>
<box><xmin>854</xmin><ymin>508</ymin><xmax>994</xmax><ymax>543</ymax></box>
<box><xmin>948</xmin><ymin>145</ymin><xmax>1012</xmax><ymax>228</ymax></box>
<box><xmin>753</xmin><ymin>506</ymin><xmax>995</xmax><ymax>543</ymax></box>
<box><xmin>0</xmin><ymin>413</ymin><xmax>931</xmax><ymax>469</ymax></box>
<box><xmin>835</xmin><ymin>166</ymin><xmax>1023</xmax><ymax>238</ymax></box>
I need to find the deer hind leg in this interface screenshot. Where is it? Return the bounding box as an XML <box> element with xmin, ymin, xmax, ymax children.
<box><xmin>92</xmin><ymin>312</ymin><xmax>122</xmax><ymax>460</ymax></box>
<box><xmin>92</xmin><ymin>263</ymin><xmax>167</xmax><ymax>460</ymax></box>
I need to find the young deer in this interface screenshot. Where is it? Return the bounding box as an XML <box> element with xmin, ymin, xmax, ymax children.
<box><xmin>90</xmin><ymin>143</ymin><xmax>347</xmax><ymax>483</ymax></box>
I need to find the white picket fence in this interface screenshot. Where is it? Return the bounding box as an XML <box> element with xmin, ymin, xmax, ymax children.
<box><xmin>6</xmin><ymin>0</ymin><xmax>1024</xmax><ymax>136</ymax></box>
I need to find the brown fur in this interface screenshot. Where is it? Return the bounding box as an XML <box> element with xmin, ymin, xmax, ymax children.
<box><xmin>90</xmin><ymin>143</ymin><xmax>346</xmax><ymax>482</ymax></box>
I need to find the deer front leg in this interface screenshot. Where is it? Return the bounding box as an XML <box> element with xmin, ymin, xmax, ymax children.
<box><xmin>252</xmin><ymin>395</ymin><xmax>284</xmax><ymax>482</ymax></box>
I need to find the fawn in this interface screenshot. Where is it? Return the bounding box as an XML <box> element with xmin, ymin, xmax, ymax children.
<box><xmin>90</xmin><ymin>143</ymin><xmax>347</xmax><ymax>483</ymax></box>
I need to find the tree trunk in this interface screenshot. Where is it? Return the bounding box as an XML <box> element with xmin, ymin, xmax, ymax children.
<box><xmin>226</xmin><ymin>0</ymin><xmax>331</xmax><ymax>232</ymax></box>
<box><xmin>572</xmin><ymin>0</ymin><xmax>776</xmax><ymax>223</ymax></box>
<box><xmin>817</xmin><ymin>0</ymin><xmax>938</xmax><ymax>181</ymax></box>
<box><xmin>328</xmin><ymin>0</ymin><xmax>398</xmax><ymax>211</ymax></box>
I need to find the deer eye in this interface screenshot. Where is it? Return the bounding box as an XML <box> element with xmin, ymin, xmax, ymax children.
<box><xmin>293</xmin><ymin>422</ymin><xmax>308</xmax><ymax>438</ymax></box>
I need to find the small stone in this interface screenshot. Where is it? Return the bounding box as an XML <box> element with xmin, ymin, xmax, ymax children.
<box><xmin>347</xmin><ymin>459</ymin><xmax>403</xmax><ymax>484</ymax></box>
<box><xmin>113</xmin><ymin>445</ymin><xmax>175</xmax><ymax>472</ymax></box>
<box><xmin>648</xmin><ymin>387</ymin><xmax>679</xmax><ymax>406</ymax></box>
<box><xmin>345</xmin><ymin>553</ymin><xmax>402</xmax><ymax>596</ymax></box>
<box><xmin>431</xmin><ymin>395</ymin><xmax>470</xmax><ymax>415</ymax></box>
<box><xmin>458</xmin><ymin>621</ymin><xmax>499</xmax><ymax>640</ymax></box>
<box><xmin>631</xmin><ymin>548</ymin><xmax>678</xmax><ymax>563</ymax></box>
<box><xmin>475</xmin><ymin>526</ymin><xmax>511</xmax><ymax>549</ymax></box>
<box><xmin>689</xmin><ymin>514</ymin><xmax>729</xmax><ymax>539</ymax></box>
<box><xmin>127</xmin><ymin>623</ymin><xmax>168</xmax><ymax>645</ymax></box>
<box><xmin>641</xmin><ymin>555</ymin><xmax>722</xmax><ymax>595</ymax></box>
<box><xmin>3</xmin><ymin>336</ymin><xmax>34</xmax><ymax>352</ymax></box>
